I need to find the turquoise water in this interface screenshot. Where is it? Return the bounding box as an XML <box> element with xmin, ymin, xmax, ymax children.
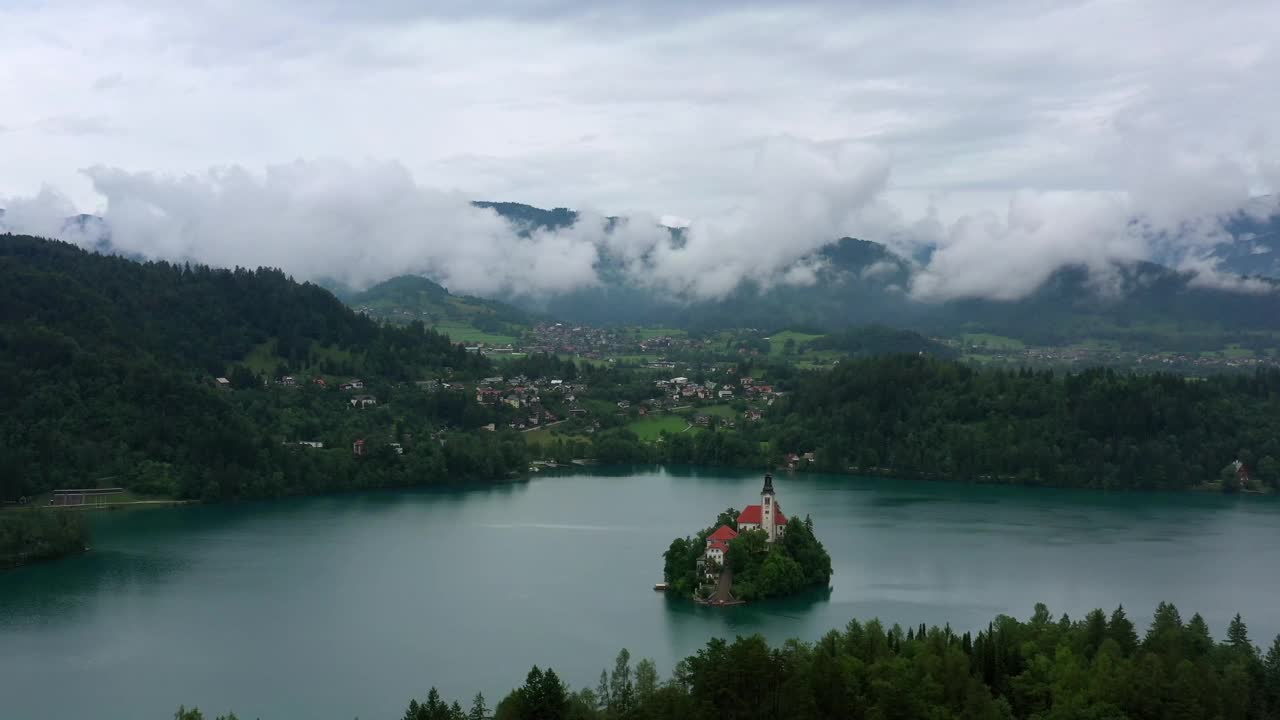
<box><xmin>2</xmin><ymin>467</ymin><xmax>1278</xmax><ymax>719</ymax></box>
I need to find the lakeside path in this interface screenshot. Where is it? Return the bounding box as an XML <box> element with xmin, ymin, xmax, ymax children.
<box><xmin>1</xmin><ymin>499</ymin><xmax>197</xmax><ymax>513</ymax></box>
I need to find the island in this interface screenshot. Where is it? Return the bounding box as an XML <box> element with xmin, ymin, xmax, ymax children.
<box><xmin>662</xmin><ymin>473</ymin><xmax>832</xmax><ymax>604</ymax></box>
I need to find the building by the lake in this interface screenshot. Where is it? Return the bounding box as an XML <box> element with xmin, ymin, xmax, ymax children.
<box><xmin>704</xmin><ymin>473</ymin><xmax>789</xmax><ymax>568</ymax></box>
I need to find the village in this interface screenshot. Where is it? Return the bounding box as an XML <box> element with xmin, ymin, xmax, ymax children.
<box><xmin>461</xmin><ymin>323</ymin><xmax>716</xmax><ymax>362</ymax></box>
<box><xmin>214</xmin><ymin>354</ymin><xmax>822</xmax><ymax>471</ymax></box>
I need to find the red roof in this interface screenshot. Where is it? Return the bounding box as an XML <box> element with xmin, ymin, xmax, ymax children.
<box><xmin>708</xmin><ymin>525</ymin><xmax>739</xmax><ymax>542</ymax></box>
<box><xmin>707</xmin><ymin>540</ymin><xmax>729</xmax><ymax>553</ymax></box>
<box><xmin>736</xmin><ymin>505</ymin><xmax>788</xmax><ymax>526</ymax></box>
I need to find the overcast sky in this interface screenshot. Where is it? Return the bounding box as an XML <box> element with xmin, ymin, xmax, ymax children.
<box><xmin>2</xmin><ymin>0</ymin><xmax>1279</xmax><ymax>299</ymax></box>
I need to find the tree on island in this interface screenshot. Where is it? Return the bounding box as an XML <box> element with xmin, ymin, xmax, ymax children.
<box><xmin>663</xmin><ymin>503</ymin><xmax>832</xmax><ymax>602</ymax></box>
<box><xmin>727</xmin><ymin>516</ymin><xmax>832</xmax><ymax>601</ymax></box>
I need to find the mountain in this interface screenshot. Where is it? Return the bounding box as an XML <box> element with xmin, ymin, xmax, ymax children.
<box><xmin>7</xmin><ymin>202</ymin><xmax>1279</xmax><ymax>350</ymax></box>
<box><xmin>471</xmin><ymin>201</ymin><xmax>577</xmax><ymax>234</ymax></box>
<box><xmin>1216</xmin><ymin>205</ymin><xmax>1280</xmax><ymax>278</ymax></box>
<box><xmin>346</xmin><ymin>274</ymin><xmax>536</xmax><ymax>339</ymax></box>
<box><xmin>464</xmin><ymin>203</ymin><xmax>1278</xmax><ymax>349</ymax></box>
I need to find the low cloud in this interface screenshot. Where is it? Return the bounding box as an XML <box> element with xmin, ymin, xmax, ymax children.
<box><xmin>2</xmin><ymin>138</ymin><xmax>894</xmax><ymax>301</ymax></box>
<box><xmin>76</xmin><ymin>161</ymin><xmax>602</xmax><ymax>296</ymax></box>
<box><xmin>1</xmin><ymin>139</ymin><xmax>1277</xmax><ymax>304</ymax></box>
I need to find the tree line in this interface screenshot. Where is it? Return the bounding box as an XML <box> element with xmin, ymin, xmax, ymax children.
<box><xmin>537</xmin><ymin>354</ymin><xmax>1280</xmax><ymax>492</ymax></box>
<box><xmin>174</xmin><ymin>602</ymin><xmax>1280</xmax><ymax>719</ymax></box>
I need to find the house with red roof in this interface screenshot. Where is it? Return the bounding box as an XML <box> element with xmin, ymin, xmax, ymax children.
<box><xmin>704</xmin><ymin>524</ymin><xmax>738</xmax><ymax>567</ymax></box>
<box><xmin>703</xmin><ymin>473</ymin><xmax>789</xmax><ymax>572</ymax></box>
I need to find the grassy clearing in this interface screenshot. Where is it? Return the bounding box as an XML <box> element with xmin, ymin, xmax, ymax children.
<box><xmin>243</xmin><ymin>340</ymin><xmax>358</xmax><ymax>376</ymax></box>
<box><xmin>610</xmin><ymin>354</ymin><xmax>665</xmax><ymax>365</ymax></box>
<box><xmin>243</xmin><ymin>340</ymin><xmax>281</xmax><ymax>375</ymax></box>
<box><xmin>430</xmin><ymin>322</ymin><xmax>518</xmax><ymax>345</ymax></box>
<box><xmin>794</xmin><ymin>359</ymin><xmax>841</xmax><ymax>370</ymax></box>
<box><xmin>767</xmin><ymin>330</ymin><xmax>824</xmax><ymax>356</ymax></box>
<box><xmin>959</xmin><ymin>333</ymin><xmax>1025</xmax><ymax>350</ymax></box>
<box><xmin>627</xmin><ymin>414</ymin><xmax>689</xmax><ymax>440</ymax></box>
<box><xmin>1221</xmin><ymin>346</ymin><xmax>1256</xmax><ymax>359</ymax></box>
<box><xmin>677</xmin><ymin>403</ymin><xmax>739</xmax><ymax>419</ymax></box>
<box><xmin>522</xmin><ymin>426</ymin><xmax>592</xmax><ymax>446</ymax></box>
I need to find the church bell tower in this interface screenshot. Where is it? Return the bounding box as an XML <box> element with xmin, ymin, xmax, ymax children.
<box><xmin>761</xmin><ymin>472</ymin><xmax>776</xmax><ymax>542</ymax></box>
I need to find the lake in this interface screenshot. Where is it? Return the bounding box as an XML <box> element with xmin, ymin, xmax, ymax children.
<box><xmin>2</xmin><ymin>467</ymin><xmax>1278</xmax><ymax>720</ymax></box>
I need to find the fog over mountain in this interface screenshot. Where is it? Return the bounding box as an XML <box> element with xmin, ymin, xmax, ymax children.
<box><xmin>3</xmin><ymin>155</ymin><xmax>1278</xmax><ymax>306</ymax></box>
<box><xmin>3</xmin><ymin>0</ymin><xmax>1280</xmax><ymax>304</ymax></box>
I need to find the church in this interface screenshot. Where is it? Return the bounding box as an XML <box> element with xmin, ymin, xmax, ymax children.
<box><xmin>704</xmin><ymin>473</ymin><xmax>788</xmax><ymax>566</ymax></box>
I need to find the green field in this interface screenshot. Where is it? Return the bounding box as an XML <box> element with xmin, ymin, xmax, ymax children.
<box><xmin>430</xmin><ymin>322</ymin><xmax>518</xmax><ymax>345</ymax></box>
<box><xmin>610</xmin><ymin>354</ymin><xmax>666</xmax><ymax>365</ymax></box>
<box><xmin>678</xmin><ymin>403</ymin><xmax>740</xmax><ymax>419</ymax></box>
<box><xmin>522</xmin><ymin>426</ymin><xmax>592</xmax><ymax>446</ymax></box>
<box><xmin>959</xmin><ymin>333</ymin><xmax>1025</xmax><ymax>350</ymax></box>
<box><xmin>794</xmin><ymin>359</ymin><xmax>841</xmax><ymax>370</ymax></box>
<box><xmin>1222</xmin><ymin>345</ymin><xmax>1256</xmax><ymax>359</ymax></box>
<box><xmin>767</xmin><ymin>330</ymin><xmax>825</xmax><ymax>356</ymax></box>
<box><xmin>626</xmin><ymin>414</ymin><xmax>690</xmax><ymax>440</ymax></box>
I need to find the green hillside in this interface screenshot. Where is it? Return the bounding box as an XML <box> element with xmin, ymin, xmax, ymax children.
<box><xmin>0</xmin><ymin>234</ymin><xmax>526</xmax><ymax>503</ymax></box>
<box><xmin>347</xmin><ymin>274</ymin><xmax>533</xmax><ymax>343</ymax></box>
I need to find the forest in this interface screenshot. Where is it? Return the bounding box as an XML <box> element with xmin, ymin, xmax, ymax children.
<box><xmin>174</xmin><ymin>602</ymin><xmax>1280</xmax><ymax>719</ymax></box>
<box><xmin>0</xmin><ymin>234</ymin><xmax>525</xmax><ymax>502</ymax></box>
<box><xmin>552</xmin><ymin>355</ymin><xmax>1280</xmax><ymax>492</ymax></box>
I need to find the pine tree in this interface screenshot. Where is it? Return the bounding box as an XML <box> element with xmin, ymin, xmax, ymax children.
<box><xmin>1264</xmin><ymin>635</ymin><xmax>1280</xmax><ymax>716</ymax></box>
<box><xmin>594</xmin><ymin>669</ymin><xmax>610</xmax><ymax>713</ymax></box>
<box><xmin>634</xmin><ymin>658</ymin><xmax>659</xmax><ymax>702</ymax></box>
<box><xmin>609</xmin><ymin>648</ymin><xmax>634</xmax><ymax>714</ymax></box>
<box><xmin>1107</xmin><ymin>605</ymin><xmax>1138</xmax><ymax>656</ymax></box>
<box><xmin>1083</xmin><ymin>608</ymin><xmax>1108</xmax><ymax>659</ymax></box>
<box><xmin>1185</xmin><ymin>613</ymin><xmax>1213</xmax><ymax>659</ymax></box>
<box><xmin>467</xmin><ymin>693</ymin><xmax>488</xmax><ymax>720</ymax></box>
<box><xmin>1227</xmin><ymin>613</ymin><xmax>1255</xmax><ymax>656</ymax></box>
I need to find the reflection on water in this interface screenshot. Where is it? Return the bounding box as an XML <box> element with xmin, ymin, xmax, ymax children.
<box><xmin>1</xmin><ymin>468</ymin><xmax>1278</xmax><ymax>720</ymax></box>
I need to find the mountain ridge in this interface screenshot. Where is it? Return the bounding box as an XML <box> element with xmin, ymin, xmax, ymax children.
<box><xmin>4</xmin><ymin>202</ymin><xmax>1278</xmax><ymax>350</ymax></box>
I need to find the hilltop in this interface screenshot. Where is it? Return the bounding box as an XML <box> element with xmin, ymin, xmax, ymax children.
<box><xmin>343</xmin><ymin>274</ymin><xmax>535</xmax><ymax>344</ymax></box>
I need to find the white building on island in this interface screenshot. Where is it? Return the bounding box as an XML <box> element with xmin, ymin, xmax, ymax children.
<box><xmin>734</xmin><ymin>472</ymin><xmax>787</xmax><ymax>541</ymax></box>
<box><xmin>703</xmin><ymin>473</ymin><xmax>789</xmax><ymax>569</ymax></box>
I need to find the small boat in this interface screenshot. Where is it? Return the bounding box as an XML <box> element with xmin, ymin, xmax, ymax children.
<box><xmin>653</xmin><ymin>582</ymin><xmax>669</xmax><ymax>591</ymax></box>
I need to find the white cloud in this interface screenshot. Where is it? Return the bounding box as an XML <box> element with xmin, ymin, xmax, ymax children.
<box><xmin>2</xmin><ymin>1</ymin><xmax>1280</xmax><ymax>302</ymax></box>
<box><xmin>0</xmin><ymin>140</ymin><xmax>889</xmax><ymax>300</ymax></box>
<box><xmin>74</xmin><ymin>161</ymin><xmax>604</xmax><ymax>296</ymax></box>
